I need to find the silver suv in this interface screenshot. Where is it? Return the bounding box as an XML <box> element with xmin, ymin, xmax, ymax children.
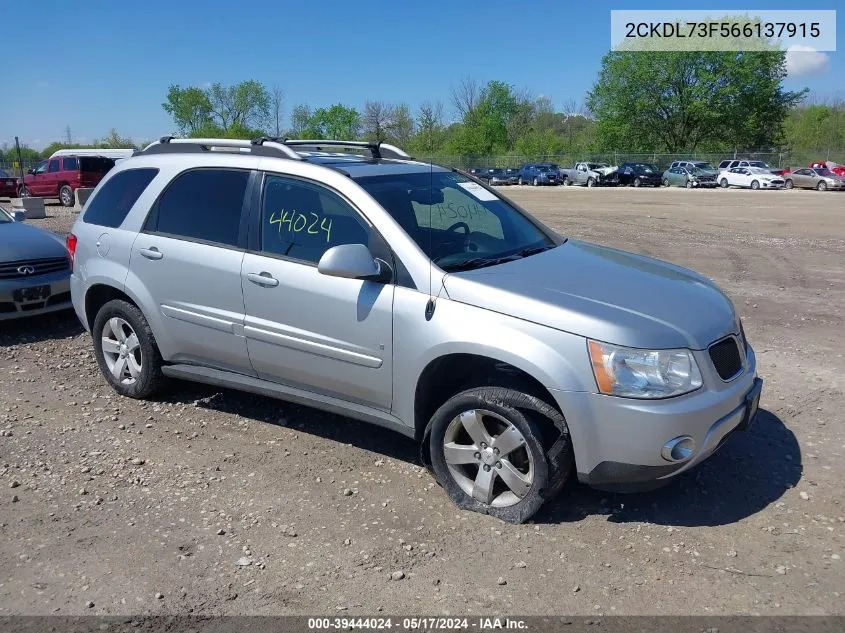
<box><xmin>69</xmin><ymin>137</ymin><xmax>762</xmax><ymax>523</ymax></box>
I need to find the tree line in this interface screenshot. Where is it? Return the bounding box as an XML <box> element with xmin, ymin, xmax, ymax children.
<box><xmin>4</xmin><ymin>50</ymin><xmax>845</xmax><ymax>167</ymax></box>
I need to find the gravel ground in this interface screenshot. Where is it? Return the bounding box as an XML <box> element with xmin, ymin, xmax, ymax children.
<box><xmin>1</xmin><ymin>189</ymin><xmax>843</xmax><ymax>616</ymax></box>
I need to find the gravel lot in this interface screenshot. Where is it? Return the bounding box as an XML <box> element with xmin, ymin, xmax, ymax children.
<box><xmin>1</xmin><ymin>188</ymin><xmax>843</xmax><ymax>616</ymax></box>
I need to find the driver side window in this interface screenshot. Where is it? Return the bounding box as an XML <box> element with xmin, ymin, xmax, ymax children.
<box><xmin>33</xmin><ymin>161</ymin><xmax>47</xmax><ymax>175</ymax></box>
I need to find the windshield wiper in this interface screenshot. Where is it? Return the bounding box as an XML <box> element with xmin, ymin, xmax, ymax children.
<box><xmin>441</xmin><ymin>244</ymin><xmax>556</xmax><ymax>272</ymax></box>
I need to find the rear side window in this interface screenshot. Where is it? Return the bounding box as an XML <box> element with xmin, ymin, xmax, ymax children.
<box><xmin>63</xmin><ymin>157</ymin><xmax>79</xmax><ymax>171</ymax></box>
<box><xmin>145</xmin><ymin>169</ymin><xmax>248</xmax><ymax>247</ymax></box>
<box><xmin>79</xmin><ymin>156</ymin><xmax>115</xmax><ymax>173</ymax></box>
<box><xmin>84</xmin><ymin>168</ymin><xmax>159</xmax><ymax>228</ymax></box>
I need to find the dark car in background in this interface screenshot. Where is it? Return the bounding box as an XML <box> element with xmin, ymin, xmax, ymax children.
<box><xmin>617</xmin><ymin>162</ymin><xmax>662</xmax><ymax>187</ymax></box>
<box><xmin>0</xmin><ymin>169</ymin><xmax>20</xmax><ymax>198</ymax></box>
<box><xmin>20</xmin><ymin>155</ymin><xmax>115</xmax><ymax>206</ymax></box>
<box><xmin>517</xmin><ymin>163</ymin><xmax>559</xmax><ymax>186</ymax></box>
<box><xmin>487</xmin><ymin>168</ymin><xmax>517</xmax><ymax>185</ymax></box>
<box><xmin>0</xmin><ymin>207</ymin><xmax>72</xmax><ymax>320</ymax></box>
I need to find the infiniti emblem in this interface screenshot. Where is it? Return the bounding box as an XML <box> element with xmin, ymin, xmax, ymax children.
<box><xmin>17</xmin><ymin>265</ymin><xmax>35</xmax><ymax>275</ymax></box>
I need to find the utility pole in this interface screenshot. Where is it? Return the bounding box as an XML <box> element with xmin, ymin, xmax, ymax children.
<box><xmin>14</xmin><ymin>137</ymin><xmax>24</xmax><ymax>181</ymax></box>
<box><xmin>64</xmin><ymin>125</ymin><xmax>73</xmax><ymax>145</ymax></box>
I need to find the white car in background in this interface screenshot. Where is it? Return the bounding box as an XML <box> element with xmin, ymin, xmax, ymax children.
<box><xmin>718</xmin><ymin>166</ymin><xmax>785</xmax><ymax>190</ymax></box>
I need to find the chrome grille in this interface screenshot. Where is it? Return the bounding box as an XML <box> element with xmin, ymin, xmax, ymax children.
<box><xmin>0</xmin><ymin>257</ymin><xmax>69</xmax><ymax>279</ymax></box>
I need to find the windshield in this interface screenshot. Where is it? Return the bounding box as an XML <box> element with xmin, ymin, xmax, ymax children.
<box><xmin>631</xmin><ymin>163</ymin><xmax>657</xmax><ymax>173</ymax></box>
<box><xmin>0</xmin><ymin>209</ymin><xmax>11</xmax><ymax>224</ymax></box>
<box><xmin>748</xmin><ymin>161</ymin><xmax>770</xmax><ymax>168</ymax></box>
<box><xmin>586</xmin><ymin>163</ymin><xmax>606</xmax><ymax>170</ymax></box>
<box><xmin>692</xmin><ymin>162</ymin><xmax>715</xmax><ymax>171</ymax></box>
<box><xmin>356</xmin><ymin>171</ymin><xmax>557</xmax><ymax>271</ymax></box>
<box><xmin>748</xmin><ymin>167</ymin><xmax>772</xmax><ymax>175</ymax></box>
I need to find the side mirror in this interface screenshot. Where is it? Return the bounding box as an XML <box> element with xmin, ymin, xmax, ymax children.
<box><xmin>13</xmin><ymin>210</ymin><xmax>26</xmax><ymax>222</ymax></box>
<box><xmin>27</xmin><ymin>169</ymin><xmax>34</xmax><ymax>175</ymax></box>
<box><xmin>317</xmin><ymin>244</ymin><xmax>391</xmax><ymax>282</ymax></box>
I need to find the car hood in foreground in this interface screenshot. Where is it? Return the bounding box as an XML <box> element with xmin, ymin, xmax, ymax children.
<box><xmin>0</xmin><ymin>222</ymin><xmax>68</xmax><ymax>262</ymax></box>
<box><xmin>442</xmin><ymin>240</ymin><xmax>738</xmax><ymax>350</ymax></box>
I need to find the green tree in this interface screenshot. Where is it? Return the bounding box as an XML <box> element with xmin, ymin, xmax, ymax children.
<box><xmin>587</xmin><ymin>51</ymin><xmax>805</xmax><ymax>151</ymax></box>
<box><xmin>289</xmin><ymin>104</ymin><xmax>313</xmax><ymax>138</ymax></box>
<box><xmin>308</xmin><ymin>104</ymin><xmax>360</xmax><ymax>140</ymax></box>
<box><xmin>162</xmin><ymin>85</ymin><xmax>213</xmax><ymax>135</ymax></box>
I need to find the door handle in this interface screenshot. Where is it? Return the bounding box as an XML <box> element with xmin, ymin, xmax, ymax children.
<box><xmin>247</xmin><ymin>272</ymin><xmax>279</xmax><ymax>287</ymax></box>
<box><xmin>139</xmin><ymin>247</ymin><xmax>163</xmax><ymax>260</ymax></box>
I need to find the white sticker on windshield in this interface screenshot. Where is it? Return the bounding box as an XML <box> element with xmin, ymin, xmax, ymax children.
<box><xmin>458</xmin><ymin>181</ymin><xmax>499</xmax><ymax>202</ymax></box>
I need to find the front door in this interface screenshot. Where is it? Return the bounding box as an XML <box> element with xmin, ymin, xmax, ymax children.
<box><xmin>28</xmin><ymin>160</ymin><xmax>48</xmax><ymax>195</ymax></box>
<box><xmin>241</xmin><ymin>173</ymin><xmax>394</xmax><ymax>410</ymax></box>
<box><xmin>130</xmin><ymin>167</ymin><xmax>255</xmax><ymax>375</ymax></box>
<box><xmin>45</xmin><ymin>158</ymin><xmax>62</xmax><ymax>196</ymax></box>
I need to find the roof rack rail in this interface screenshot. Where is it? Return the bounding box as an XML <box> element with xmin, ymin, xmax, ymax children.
<box><xmin>280</xmin><ymin>139</ymin><xmax>411</xmax><ymax>160</ymax></box>
<box><xmin>137</xmin><ymin>136</ymin><xmax>303</xmax><ymax>160</ymax></box>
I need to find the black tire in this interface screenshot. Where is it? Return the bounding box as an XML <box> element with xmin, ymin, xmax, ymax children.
<box><xmin>92</xmin><ymin>299</ymin><xmax>164</xmax><ymax>399</ymax></box>
<box><xmin>586</xmin><ymin>177</ymin><xmax>596</xmax><ymax>188</ymax></box>
<box><xmin>59</xmin><ymin>185</ymin><xmax>73</xmax><ymax>207</ymax></box>
<box><xmin>685</xmin><ymin>179</ymin><xmax>693</xmax><ymax>189</ymax></box>
<box><xmin>785</xmin><ymin>179</ymin><xmax>794</xmax><ymax>190</ymax></box>
<box><xmin>662</xmin><ymin>179</ymin><xmax>669</xmax><ymax>187</ymax></box>
<box><xmin>720</xmin><ymin>178</ymin><xmax>729</xmax><ymax>188</ymax></box>
<box><xmin>633</xmin><ymin>177</ymin><xmax>641</xmax><ymax>187</ymax></box>
<box><xmin>428</xmin><ymin>387</ymin><xmax>573</xmax><ymax>524</ymax></box>
<box><xmin>532</xmin><ymin>177</ymin><xmax>539</xmax><ymax>186</ymax></box>
<box><xmin>517</xmin><ymin>177</ymin><xmax>523</xmax><ymax>186</ymax></box>
<box><xmin>751</xmin><ymin>180</ymin><xmax>760</xmax><ymax>190</ymax></box>
<box><xmin>817</xmin><ymin>181</ymin><xmax>827</xmax><ymax>191</ymax></box>
<box><xmin>18</xmin><ymin>185</ymin><xmax>31</xmax><ymax>197</ymax></box>
<box><xmin>562</xmin><ymin>176</ymin><xmax>570</xmax><ymax>186</ymax></box>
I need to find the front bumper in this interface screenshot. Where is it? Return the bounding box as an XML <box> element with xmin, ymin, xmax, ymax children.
<box><xmin>0</xmin><ymin>271</ymin><xmax>72</xmax><ymax>320</ymax></box>
<box><xmin>555</xmin><ymin>344</ymin><xmax>761</xmax><ymax>491</ymax></box>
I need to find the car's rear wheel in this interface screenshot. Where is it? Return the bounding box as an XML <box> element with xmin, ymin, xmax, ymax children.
<box><xmin>633</xmin><ymin>177</ymin><xmax>641</xmax><ymax>187</ymax></box>
<box><xmin>429</xmin><ymin>387</ymin><xmax>569</xmax><ymax>523</ymax></box>
<box><xmin>92</xmin><ymin>299</ymin><xmax>164</xmax><ymax>399</ymax></box>
<box><xmin>751</xmin><ymin>180</ymin><xmax>760</xmax><ymax>190</ymax></box>
<box><xmin>18</xmin><ymin>185</ymin><xmax>31</xmax><ymax>197</ymax></box>
<box><xmin>59</xmin><ymin>185</ymin><xmax>73</xmax><ymax>207</ymax></box>
<box><xmin>720</xmin><ymin>178</ymin><xmax>729</xmax><ymax>188</ymax></box>
<box><xmin>817</xmin><ymin>181</ymin><xmax>827</xmax><ymax>191</ymax></box>
<box><xmin>662</xmin><ymin>179</ymin><xmax>669</xmax><ymax>187</ymax></box>
<box><xmin>785</xmin><ymin>179</ymin><xmax>794</xmax><ymax>190</ymax></box>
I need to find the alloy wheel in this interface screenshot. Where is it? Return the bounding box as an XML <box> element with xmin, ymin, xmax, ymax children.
<box><xmin>443</xmin><ymin>409</ymin><xmax>534</xmax><ymax>508</ymax></box>
<box><xmin>101</xmin><ymin>317</ymin><xmax>142</xmax><ymax>385</ymax></box>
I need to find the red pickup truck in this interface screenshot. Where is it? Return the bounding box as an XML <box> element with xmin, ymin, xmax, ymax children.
<box><xmin>20</xmin><ymin>155</ymin><xmax>115</xmax><ymax>206</ymax></box>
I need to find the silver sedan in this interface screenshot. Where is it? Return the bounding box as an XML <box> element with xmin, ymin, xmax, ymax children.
<box><xmin>785</xmin><ymin>168</ymin><xmax>845</xmax><ymax>191</ymax></box>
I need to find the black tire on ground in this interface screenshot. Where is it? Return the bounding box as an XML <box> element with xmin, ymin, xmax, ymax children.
<box><xmin>518</xmin><ymin>177</ymin><xmax>524</xmax><ymax>186</ymax></box>
<box><xmin>428</xmin><ymin>387</ymin><xmax>573</xmax><ymax>524</ymax></box>
<box><xmin>720</xmin><ymin>178</ymin><xmax>729</xmax><ymax>188</ymax></box>
<box><xmin>785</xmin><ymin>179</ymin><xmax>794</xmax><ymax>190</ymax></box>
<box><xmin>533</xmin><ymin>177</ymin><xmax>539</xmax><ymax>186</ymax></box>
<box><xmin>751</xmin><ymin>180</ymin><xmax>760</xmax><ymax>190</ymax></box>
<box><xmin>562</xmin><ymin>176</ymin><xmax>570</xmax><ymax>186</ymax></box>
<box><xmin>662</xmin><ymin>179</ymin><xmax>669</xmax><ymax>187</ymax></box>
<box><xmin>633</xmin><ymin>177</ymin><xmax>641</xmax><ymax>187</ymax></box>
<box><xmin>59</xmin><ymin>185</ymin><xmax>73</xmax><ymax>207</ymax></box>
<box><xmin>92</xmin><ymin>299</ymin><xmax>164</xmax><ymax>399</ymax></box>
<box><xmin>685</xmin><ymin>179</ymin><xmax>693</xmax><ymax>188</ymax></box>
<box><xmin>587</xmin><ymin>178</ymin><xmax>595</xmax><ymax>187</ymax></box>
<box><xmin>18</xmin><ymin>185</ymin><xmax>31</xmax><ymax>197</ymax></box>
<box><xmin>817</xmin><ymin>181</ymin><xmax>827</xmax><ymax>191</ymax></box>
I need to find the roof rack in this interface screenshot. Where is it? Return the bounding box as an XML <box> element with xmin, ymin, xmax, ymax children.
<box><xmin>137</xmin><ymin>136</ymin><xmax>303</xmax><ymax>160</ymax></box>
<box><xmin>280</xmin><ymin>139</ymin><xmax>411</xmax><ymax>160</ymax></box>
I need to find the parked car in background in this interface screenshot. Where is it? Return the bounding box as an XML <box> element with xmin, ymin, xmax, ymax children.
<box><xmin>69</xmin><ymin>136</ymin><xmax>762</xmax><ymax>524</ymax></box>
<box><xmin>784</xmin><ymin>167</ymin><xmax>845</xmax><ymax>191</ymax></box>
<box><xmin>467</xmin><ymin>167</ymin><xmax>491</xmax><ymax>181</ymax></box>
<box><xmin>505</xmin><ymin>167</ymin><xmax>520</xmax><ymax>181</ymax></box>
<box><xmin>718</xmin><ymin>159</ymin><xmax>787</xmax><ymax>177</ymax></box>
<box><xmin>0</xmin><ymin>207</ymin><xmax>72</xmax><ymax>320</ymax></box>
<box><xmin>807</xmin><ymin>161</ymin><xmax>845</xmax><ymax>177</ymax></box>
<box><xmin>20</xmin><ymin>155</ymin><xmax>115</xmax><ymax>206</ymax></box>
<box><xmin>669</xmin><ymin>161</ymin><xmax>718</xmax><ymax>177</ymax></box>
<box><xmin>49</xmin><ymin>148</ymin><xmax>135</xmax><ymax>163</ymax></box>
<box><xmin>617</xmin><ymin>163</ymin><xmax>662</xmax><ymax>187</ymax></box>
<box><xmin>662</xmin><ymin>165</ymin><xmax>718</xmax><ymax>188</ymax></box>
<box><xmin>560</xmin><ymin>162</ymin><xmax>619</xmax><ymax>187</ymax></box>
<box><xmin>0</xmin><ymin>169</ymin><xmax>20</xmax><ymax>198</ymax></box>
<box><xmin>487</xmin><ymin>168</ymin><xmax>517</xmax><ymax>185</ymax></box>
<box><xmin>718</xmin><ymin>167</ymin><xmax>785</xmax><ymax>190</ymax></box>
<box><xmin>517</xmin><ymin>163</ymin><xmax>560</xmax><ymax>186</ymax></box>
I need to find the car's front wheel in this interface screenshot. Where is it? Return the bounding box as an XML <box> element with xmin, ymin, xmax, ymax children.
<box><xmin>532</xmin><ymin>177</ymin><xmax>539</xmax><ymax>186</ymax></box>
<box><xmin>817</xmin><ymin>181</ymin><xmax>827</xmax><ymax>191</ymax></box>
<box><xmin>662</xmin><ymin>179</ymin><xmax>669</xmax><ymax>187</ymax></box>
<box><xmin>720</xmin><ymin>178</ymin><xmax>729</xmax><ymax>188</ymax></box>
<box><xmin>750</xmin><ymin>180</ymin><xmax>760</xmax><ymax>190</ymax></box>
<box><xmin>428</xmin><ymin>387</ymin><xmax>571</xmax><ymax>523</ymax></box>
<box><xmin>633</xmin><ymin>177</ymin><xmax>641</xmax><ymax>187</ymax></box>
<box><xmin>587</xmin><ymin>177</ymin><xmax>596</xmax><ymax>187</ymax></box>
<box><xmin>59</xmin><ymin>185</ymin><xmax>73</xmax><ymax>206</ymax></box>
<box><xmin>92</xmin><ymin>299</ymin><xmax>164</xmax><ymax>399</ymax></box>
<box><xmin>785</xmin><ymin>179</ymin><xmax>794</xmax><ymax>190</ymax></box>
<box><xmin>518</xmin><ymin>177</ymin><xmax>524</xmax><ymax>186</ymax></box>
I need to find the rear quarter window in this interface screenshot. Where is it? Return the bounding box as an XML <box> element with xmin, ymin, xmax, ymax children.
<box><xmin>79</xmin><ymin>156</ymin><xmax>116</xmax><ymax>173</ymax></box>
<box><xmin>83</xmin><ymin>168</ymin><xmax>159</xmax><ymax>228</ymax></box>
<box><xmin>62</xmin><ymin>157</ymin><xmax>79</xmax><ymax>171</ymax></box>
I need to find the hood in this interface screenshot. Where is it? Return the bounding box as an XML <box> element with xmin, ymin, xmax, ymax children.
<box><xmin>0</xmin><ymin>222</ymin><xmax>69</xmax><ymax>262</ymax></box>
<box><xmin>442</xmin><ymin>240</ymin><xmax>738</xmax><ymax>350</ymax></box>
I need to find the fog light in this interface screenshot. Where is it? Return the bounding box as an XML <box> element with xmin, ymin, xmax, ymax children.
<box><xmin>661</xmin><ymin>436</ymin><xmax>695</xmax><ymax>462</ymax></box>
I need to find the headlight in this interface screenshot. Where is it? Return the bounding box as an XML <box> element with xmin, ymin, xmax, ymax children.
<box><xmin>588</xmin><ymin>340</ymin><xmax>702</xmax><ymax>399</ymax></box>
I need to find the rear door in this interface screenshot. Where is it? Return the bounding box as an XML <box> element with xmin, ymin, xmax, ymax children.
<box><xmin>61</xmin><ymin>156</ymin><xmax>80</xmax><ymax>189</ymax></box>
<box><xmin>241</xmin><ymin>172</ymin><xmax>395</xmax><ymax>410</ymax></box>
<box><xmin>130</xmin><ymin>167</ymin><xmax>255</xmax><ymax>375</ymax></box>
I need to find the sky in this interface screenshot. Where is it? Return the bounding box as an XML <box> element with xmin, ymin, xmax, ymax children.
<box><xmin>0</xmin><ymin>0</ymin><xmax>842</xmax><ymax>150</ymax></box>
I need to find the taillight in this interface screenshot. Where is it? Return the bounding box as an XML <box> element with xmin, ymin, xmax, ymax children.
<box><xmin>66</xmin><ymin>233</ymin><xmax>77</xmax><ymax>272</ymax></box>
